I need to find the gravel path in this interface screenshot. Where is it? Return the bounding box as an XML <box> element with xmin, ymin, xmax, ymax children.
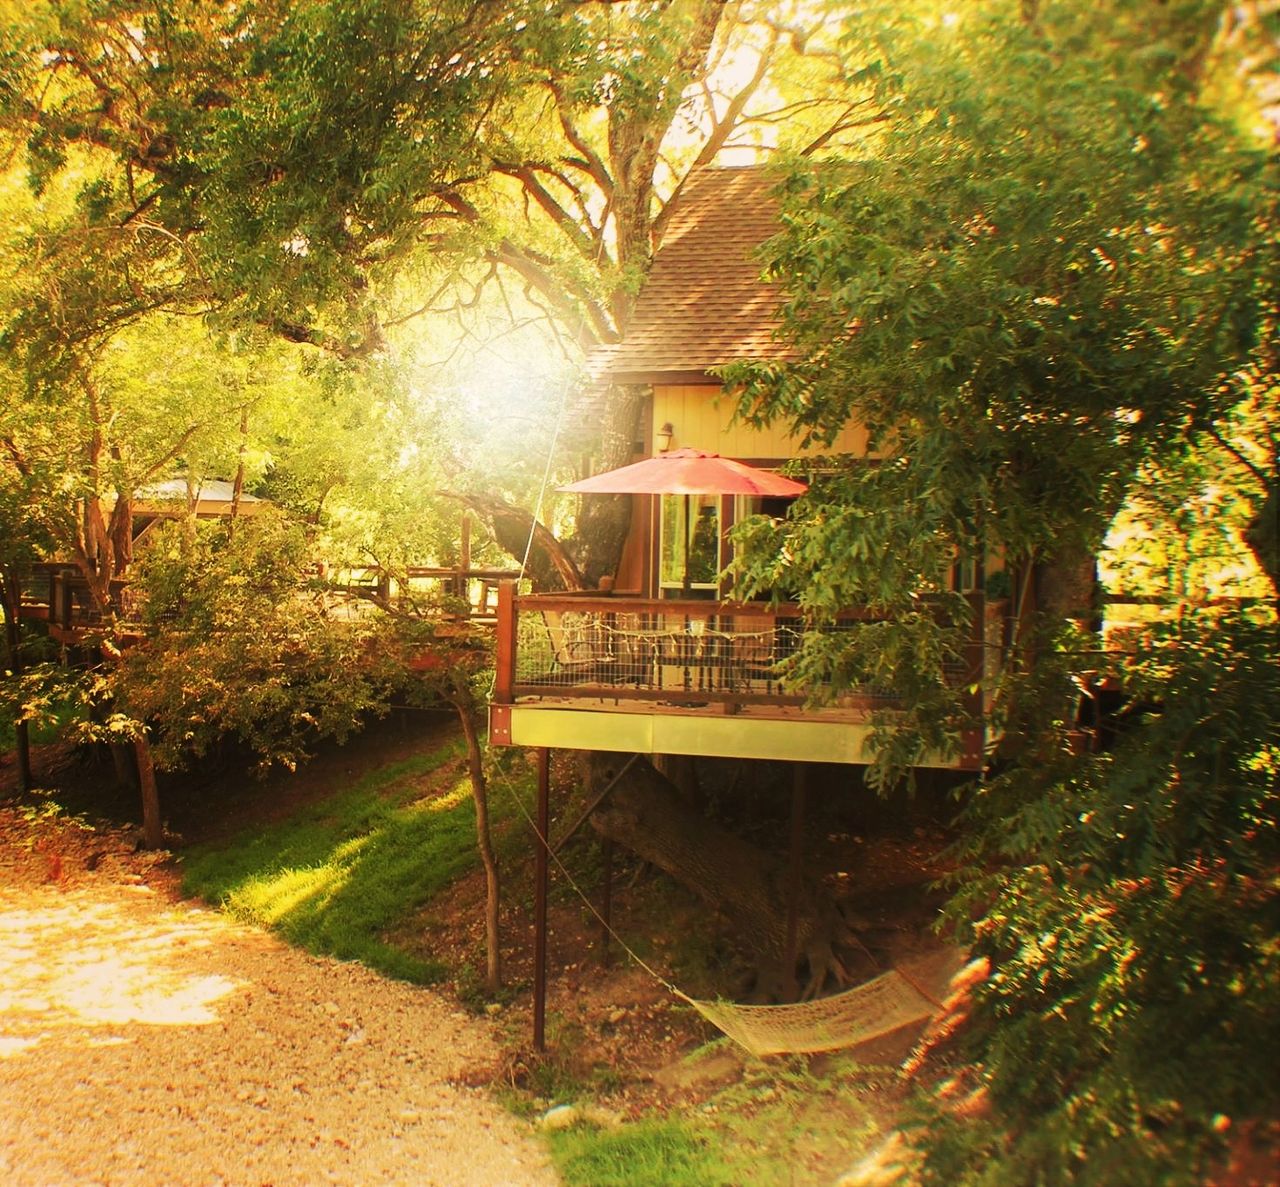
<box><xmin>0</xmin><ymin>806</ymin><xmax>558</xmax><ymax>1187</ymax></box>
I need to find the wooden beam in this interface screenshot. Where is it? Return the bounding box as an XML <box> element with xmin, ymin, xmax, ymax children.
<box><xmin>504</xmin><ymin>706</ymin><xmax>986</xmax><ymax>770</ymax></box>
<box><xmin>493</xmin><ymin>581</ymin><xmax>517</xmax><ymax>705</ymax></box>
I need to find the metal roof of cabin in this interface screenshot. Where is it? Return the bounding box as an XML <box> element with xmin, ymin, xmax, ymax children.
<box><xmin>592</xmin><ymin>165</ymin><xmax>794</xmax><ymax>385</ymax></box>
<box><xmin>136</xmin><ymin>479</ymin><xmax>261</xmax><ymax>504</ymax></box>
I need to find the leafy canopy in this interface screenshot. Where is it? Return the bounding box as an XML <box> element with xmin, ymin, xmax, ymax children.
<box><xmin>727</xmin><ymin>0</ymin><xmax>1272</xmax><ymax>771</ymax></box>
<box><xmin>722</xmin><ymin>4</ymin><xmax>1279</xmax><ymax>1181</ymax></box>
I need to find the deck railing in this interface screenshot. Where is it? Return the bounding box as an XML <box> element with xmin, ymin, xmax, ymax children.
<box><xmin>493</xmin><ymin>585</ymin><xmax>984</xmax><ymax>714</ymax></box>
<box><xmin>333</xmin><ymin>565</ymin><xmax>523</xmax><ymax>619</ymax></box>
<box><xmin>17</xmin><ymin>565</ymin><xmax>138</xmax><ymax>632</ymax></box>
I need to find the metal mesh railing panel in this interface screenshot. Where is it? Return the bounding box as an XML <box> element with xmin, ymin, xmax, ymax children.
<box><xmin>512</xmin><ymin>606</ymin><xmax>910</xmax><ymax>703</ymax></box>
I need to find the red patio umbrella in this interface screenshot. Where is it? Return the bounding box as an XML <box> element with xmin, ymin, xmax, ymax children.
<box><xmin>560</xmin><ymin>448</ymin><xmax>808</xmax><ymax>497</ymax></box>
<box><xmin>561</xmin><ymin>449</ymin><xmax>806</xmax><ymax>592</ymax></box>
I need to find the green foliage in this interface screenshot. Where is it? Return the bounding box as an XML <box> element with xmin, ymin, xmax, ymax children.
<box><xmin>0</xmin><ymin>1</ymin><xmax>513</xmax><ymax>328</ymax></box>
<box><xmin>707</xmin><ymin>7</ymin><xmax>1280</xmax><ymax>1179</ymax></box>
<box><xmin>1103</xmin><ymin>447</ymin><xmax>1273</xmax><ymax>603</ymax></box>
<box><xmin>1102</xmin><ymin>370</ymin><xmax>1278</xmax><ymax>602</ymax></box>
<box><xmin>181</xmin><ymin>738</ymin><xmax>492</xmax><ymax>983</ymax></box>
<box><xmin>915</xmin><ymin>612</ymin><xmax>1280</xmax><ymax>1185</ymax></box>
<box><xmin>0</xmin><ymin>659</ymin><xmax>135</xmax><ymax>749</ymax></box>
<box><xmin>119</xmin><ymin>514</ymin><xmax>402</xmax><ymax>772</ymax></box>
<box><xmin>548</xmin><ymin>1118</ymin><xmax>733</xmax><ymax>1187</ymax></box>
<box><xmin>0</xmin><ymin>679</ymin><xmax>76</xmax><ymax>750</ymax></box>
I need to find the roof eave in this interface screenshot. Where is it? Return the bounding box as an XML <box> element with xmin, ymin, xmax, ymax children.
<box><xmin>599</xmin><ymin>367</ymin><xmax>723</xmax><ymax>387</ymax></box>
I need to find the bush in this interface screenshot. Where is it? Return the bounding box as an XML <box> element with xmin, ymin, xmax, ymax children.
<box><xmin>917</xmin><ymin>612</ymin><xmax>1280</xmax><ymax>1185</ymax></box>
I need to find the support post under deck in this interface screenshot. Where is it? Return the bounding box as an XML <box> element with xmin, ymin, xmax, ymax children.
<box><xmin>533</xmin><ymin>746</ymin><xmax>551</xmax><ymax>1052</ymax></box>
<box><xmin>783</xmin><ymin>764</ymin><xmax>809</xmax><ymax>999</ymax></box>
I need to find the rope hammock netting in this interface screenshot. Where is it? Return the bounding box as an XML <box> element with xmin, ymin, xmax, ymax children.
<box><xmin>681</xmin><ymin>950</ymin><xmax>965</xmax><ymax>1058</ymax></box>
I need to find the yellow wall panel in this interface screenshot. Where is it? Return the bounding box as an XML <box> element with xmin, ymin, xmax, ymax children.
<box><xmin>653</xmin><ymin>385</ymin><xmax>870</xmax><ymax>460</ymax></box>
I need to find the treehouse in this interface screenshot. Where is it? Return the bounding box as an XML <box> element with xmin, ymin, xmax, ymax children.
<box><xmin>490</xmin><ymin>167</ymin><xmax>993</xmax><ymax>772</ymax></box>
<box><xmin>15</xmin><ymin>479</ymin><xmax>269</xmax><ymax>641</ymax></box>
<box><xmin>131</xmin><ymin>477</ymin><xmax>266</xmax><ymax>543</ymax></box>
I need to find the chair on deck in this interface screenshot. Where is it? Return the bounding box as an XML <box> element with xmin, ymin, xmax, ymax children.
<box><xmin>537</xmin><ymin>609</ymin><xmax>615</xmax><ymax>685</ymax></box>
<box><xmin>725</xmin><ymin>612</ymin><xmax>782</xmax><ymax>694</ymax></box>
<box><xmin>602</xmin><ymin>613</ymin><xmax>671</xmax><ymax>691</ymax></box>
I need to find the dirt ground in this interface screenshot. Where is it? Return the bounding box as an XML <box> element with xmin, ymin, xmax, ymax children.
<box><xmin>0</xmin><ymin>722</ymin><xmax>975</xmax><ymax>1186</ymax></box>
<box><xmin>0</xmin><ymin>802</ymin><xmax>558</xmax><ymax>1187</ymax></box>
<box><xmin>395</xmin><ymin>746</ymin><xmax>965</xmax><ymax>1127</ymax></box>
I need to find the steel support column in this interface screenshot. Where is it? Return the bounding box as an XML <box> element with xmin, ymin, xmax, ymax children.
<box><xmin>533</xmin><ymin>746</ymin><xmax>551</xmax><ymax>1052</ymax></box>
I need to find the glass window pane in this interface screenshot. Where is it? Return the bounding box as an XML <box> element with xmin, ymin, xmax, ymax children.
<box><xmin>660</xmin><ymin>496</ymin><xmax>683</xmax><ymax>587</ymax></box>
<box><xmin>659</xmin><ymin>494</ymin><xmax>720</xmax><ymax>591</ymax></box>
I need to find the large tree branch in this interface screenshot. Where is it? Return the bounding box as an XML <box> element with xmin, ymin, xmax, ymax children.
<box><xmin>382</xmin><ymin>275</ymin><xmax>461</xmax><ymax>329</ymax></box>
<box><xmin>491</xmin><ymin>242</ymin><xmax>613</xmax><ymax>347</ymax></box>
<box><xmin>546</xmin><ymin>78</ymin><xmax>613</xmax><ymax>193</ymax></box>
<box><xmin>493</xmin><ymin>162</ymin><xmax>600</xmax><ymax>260</ymax></box>
<box><xmin>446</xmin><ymin>491</ymin><xmax>584</xmax><ymax>591</ymax></box>
<box><xmin>530</xmin><ymin>159</ymin><xmax>607</xmax><ymax>244</ymax></box>
<box><xmin>266</xmin><ymin>319</ymin><xmax>384</xmax><ymax>360</ymax></box>
<box><xmin>137</xmin><ymin>423</ymin><xmax>202</xmax><ymax>486</ymax></box>
<box><xmin>1204</xmin><ymin>421</ymin><xmax>1272</xmax><ymax>490</ymax></box>
<box><xmin>1</xmin><ymin>437</ymin><xmax>31</xmax><ymax>478</ymax></box>
<box><xmin>434</xmin><ymin>186</ymin><xmax>614</xmax><ymax>344</ymax></box>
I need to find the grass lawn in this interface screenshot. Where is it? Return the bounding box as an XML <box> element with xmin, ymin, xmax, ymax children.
<box><xmin>547</xmin><ymin>1117</ymin><xmax>734</xmax><ymax>1187</ymax></box>
<box><xmin>178</xmin><ymin>733</ymin><xmax>900</xmax><ymax>1186</ymax></box>
<box><xmin>543</xmin><ymin>1048</ymin><xmax>892</xmax><ymax>1187</ymax></box>
<box><xmin>180</xmin><ymin>735</ymin><xmax>519</xmax><ymax>984</ymax></box>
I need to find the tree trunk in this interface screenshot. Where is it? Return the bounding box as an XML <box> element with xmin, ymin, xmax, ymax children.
<box><xmin>1033</xmin><ymin>550</ymin><xmax>1100</xmax><ymax>631</ymax></box>
<box><xmin>450</xmin><ymin>675</ymin><xmax>501</xmax><ymax>993</ymax></box>
<box><xmin>653</xmin><ymin>753</ymin><xmax>701</xmax><ymax>805</ymax></box>
<box><xmin>1244</xmin><ymin>477</ymin><xmax>1278</xmax><ymax>594</ymax></box>
<box><xmin>460</xmin><ymin>493</ymin><xmax>584</xmax><ymax>592</ymax></box>
<box><xmin>566</xmin><ymin>384</ymin><xmax>647</xmax><ymax>588</ymax></box>
<box><xmin>583</xmin><ymin>752</ymin><xmax>863</xmax><ymax>999</ymax></box>
<box><xmin>110</xmin><ymin>742</ymin><xmax>138</xmax><ymax>790</ymax></box>
<box><xmin>12</xmin><ymin>715</ymin><xmax>31</xmax><ymax>793</ymax></box>
<box><xmin>1</xmin><ymin>568</ymin><xmax>32</xmax><ymax>793</ymax></box>
<box><xmin>134</xmin><ymin>734</ymin><xmax>163</xmax><ymax>849</ymax></box>
<box><xmin>229</xmin><ymin>404</ymin><xmax>249</xmax><ymax>535</ymax></box>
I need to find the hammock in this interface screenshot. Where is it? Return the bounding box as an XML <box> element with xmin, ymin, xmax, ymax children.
<box><xmin>679</xmin><ymin>949</ymin><xmax>966</xmax><ymax>1058</ymax></box>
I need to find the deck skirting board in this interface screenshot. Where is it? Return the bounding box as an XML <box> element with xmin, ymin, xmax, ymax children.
<box><xmin>498</xmin><ymin>704</ymin><xmax>964</xmax><ymax>768</ymax></box>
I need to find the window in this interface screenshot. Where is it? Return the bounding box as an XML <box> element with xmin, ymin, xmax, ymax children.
<box><xmin>659</xmin><ymin>494</ymin><xmax>721</xmax><ymax>596</ymax></box>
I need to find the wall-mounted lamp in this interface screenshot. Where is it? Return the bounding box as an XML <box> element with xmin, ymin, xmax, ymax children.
<box><xmin>655</xmin><ymin>422</ymin><xmax>675</xmax><ymax>453</ymax></box>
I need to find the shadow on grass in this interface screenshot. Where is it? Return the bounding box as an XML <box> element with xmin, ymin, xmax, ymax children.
<box><xmin>180</xmin><ymin>738</ymin><xmax>512</xmax><ymax>984</ymax></box>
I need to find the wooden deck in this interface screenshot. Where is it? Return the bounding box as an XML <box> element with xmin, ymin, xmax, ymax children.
<box><xmin>489</xmin><ymin>584</ymin><xmax>987</xmax><ymax>768</ymax></box>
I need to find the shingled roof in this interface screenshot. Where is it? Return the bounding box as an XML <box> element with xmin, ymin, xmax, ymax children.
<box><xmin>593</xmin><ymin>165</ymin><xmax>794</xmax><ymax>385</ymax></box>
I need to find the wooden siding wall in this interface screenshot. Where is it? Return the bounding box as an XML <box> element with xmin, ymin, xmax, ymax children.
<box><xmin>653</xmin><ymin>385</ymin><xmax>871</xmax><ymax>459</ymax></box>
<box><xmin>614</xmin><ymin>493</ymin><xmax>650</xmax><ymax>592</ymax></box>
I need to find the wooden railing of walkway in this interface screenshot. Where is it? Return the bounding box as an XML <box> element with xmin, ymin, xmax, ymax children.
<box><xmin>15</xmin><ymin>561</ymin><xmax>524</xmax><ymax>646</ymax></box>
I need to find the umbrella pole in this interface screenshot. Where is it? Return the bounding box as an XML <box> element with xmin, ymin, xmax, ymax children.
<box><xmin>682</xmin><ymin>494</ymin><xmax>692</xmax><ymax>595</ymax></box>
